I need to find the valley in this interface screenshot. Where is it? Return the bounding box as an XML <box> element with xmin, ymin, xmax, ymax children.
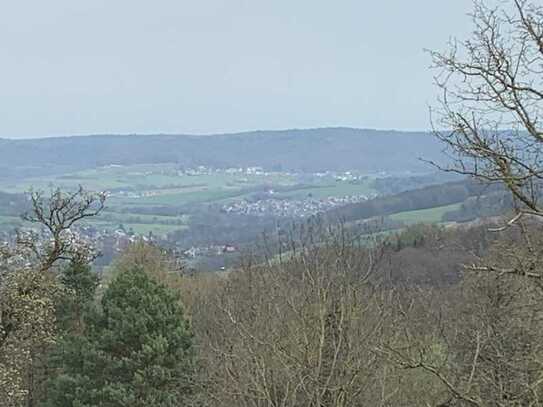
<box><xmin>0</xmin><ymin>130</ymin><xmax>497</xmax><ymax>271</ymax></box>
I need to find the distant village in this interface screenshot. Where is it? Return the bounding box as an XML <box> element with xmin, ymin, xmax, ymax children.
<box><xmin>0</xmin><ymin>165</ymin><xmax>385</xmax><ymax>268</ymax></box>
<box><xmin>221</xmin><ymin>194</ymin><xmax>375</xmax><ymax>218</ymax></box>
<box><xmin>0</xmin><ymin>223</ymin><xmax>238</xmax><ymax>272</ymax></box>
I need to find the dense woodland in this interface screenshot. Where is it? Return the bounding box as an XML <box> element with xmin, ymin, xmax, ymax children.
<box><xmin>2</xmin><ymin>0</ymin><xmax>543</xmax><ymax>405</ymax></box>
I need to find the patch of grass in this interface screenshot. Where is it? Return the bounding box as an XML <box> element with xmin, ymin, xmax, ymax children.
<box><xmin>389</xmin><ymin>203</ymin><xmax>462</xmax><ymax>224</ymax></box>
<box><xmin>134</xmin><ymin>188</ymin><xmax>249</xmax><ymax>205</ymax></box>
<box><xmin>79</xmin><ymin>218</ymin><xmax>187</xmax><ymax>237</ymax></box>
<box><xmin>98</xmin><ymin>210</ymin><xmax>188</xmax><ymax>225</ymax></box>
<box><xmin>122</xmin><ymin>223</ymin><xmax>187</xmax><ymax>236</ymax></box>
<box><xmin>275</xmin><ymin>180</ymin><xmax>375</xmax><ymax>200</ymax></box>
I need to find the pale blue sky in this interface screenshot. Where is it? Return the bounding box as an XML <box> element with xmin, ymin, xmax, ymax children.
<box><xmin>0</xmin><ymin>0</ymin><xmax>474</xmax><ymax>138</ymax></box>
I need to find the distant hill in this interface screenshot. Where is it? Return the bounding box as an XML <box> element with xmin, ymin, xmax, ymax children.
<box><xmin>0</xmin><ymin>128</ymin><xmax>446</xmax><ymax>180</ymax></box>
<box><xmin>327</xmin><ymin>178</ymin><xmax>504</xmax><ymax>223</ymax></box>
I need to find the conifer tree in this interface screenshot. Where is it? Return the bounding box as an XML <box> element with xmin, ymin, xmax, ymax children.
<box><xmin>44</xmin><ymin>266</ymin><xmax>194</xmax><ymax>406</ymax></box>
<box><xmin>56</xmin><ymin>261</ymin><xmax>99</xmax><ymax>333</ymax></box>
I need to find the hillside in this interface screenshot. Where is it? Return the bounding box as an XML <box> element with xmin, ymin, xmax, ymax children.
<box><xmin>327</xmin><ymin>179</ymin><xmax>506</xmax><ymax>223</ymax></box>
<box><xmin>0</xmin><ymin>128</ymin><xmax>445</xmax><ymax>180</ymax></box>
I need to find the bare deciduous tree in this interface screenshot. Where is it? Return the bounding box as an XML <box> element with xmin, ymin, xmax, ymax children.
<box><xmin>19</xmin><ymin>186</ymin><xmax>106</xmax><ymax>270</ymax></box>
<box><xmin>193</xmin><ymin>223</ymin><xmax>394</xmax><ymax>407</ymax></box>
<box><xmin>430</xmin><ymin>0</ymin><xmax>543</xmax><ymax>220</ymax></box>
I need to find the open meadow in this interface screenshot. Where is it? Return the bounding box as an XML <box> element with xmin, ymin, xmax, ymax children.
<box><xmin>0</xmin><ymin>164</ymin><xmax>387</xmax><ymax>237</ymax></box>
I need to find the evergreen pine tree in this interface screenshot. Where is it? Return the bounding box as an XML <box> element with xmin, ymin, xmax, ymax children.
<box><xmin>44</xmin><ymin>266</ymin><xmax>194</xmax><ymax>406</ymax></box>
<box><xmin>56</xmin><ymin>261</ymin><xmax>99</xmax><ymax>333</ymax></box>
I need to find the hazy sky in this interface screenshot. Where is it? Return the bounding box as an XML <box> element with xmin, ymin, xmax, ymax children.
<box><xmin>0</xmin><ymin>0</ymin><xmax>474</xmax><ymax>138</ymax></box>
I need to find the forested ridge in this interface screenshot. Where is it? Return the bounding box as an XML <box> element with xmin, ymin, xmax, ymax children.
<box><xmin>0</xmin><ymin>128</ymin><xmax>443</xmax><ymax>179</ymax></box>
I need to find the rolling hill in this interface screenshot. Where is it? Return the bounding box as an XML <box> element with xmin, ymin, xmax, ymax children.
<box><xmin>0</xmin><ymin>128</ymin><xmax>446</xmax><ymax>180</ymax></box>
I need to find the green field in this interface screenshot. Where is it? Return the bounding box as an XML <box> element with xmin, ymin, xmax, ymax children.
<box><xmin>98</xmin><ymin>211</ymin><xmax>188</xmax><ymax>224</ymax></box>
<box><xmin>389</xmin><ymin>203</ymin><xmax>462</xmax><ymax>224</ymax></box>
<box><xmin>0</xmin><ymin>163</ymin><xmax>469</xmax><ymax>240</ymax></box>
<box><xmin>0</xmin><ymin>164</ymin><xmax>381</xmax><ymax>237</ymax></box>
<box><xmin>128</xmin><ymin>188</ymin><xmax>249</xmax><ymax>206</ymax></box>
<box><xmin>0</xmin><ymin>163</ymin><xmax>467</xmax><ymax>238</ymax></box>
<box><xmin>111</xmin><ymin>223</ymin><xmax>187</xmax><ymax>236</ymax></box>
<box><xmin>273</xmin><ymin>180</ymin><xmax>375</xmax><ymax>200</ymax></box>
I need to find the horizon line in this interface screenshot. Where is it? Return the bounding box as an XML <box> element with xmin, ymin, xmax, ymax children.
<box><xmin>0</xmin><ymin>126</ymin><xmax>434</xmax><ymax>141</ymax></box>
